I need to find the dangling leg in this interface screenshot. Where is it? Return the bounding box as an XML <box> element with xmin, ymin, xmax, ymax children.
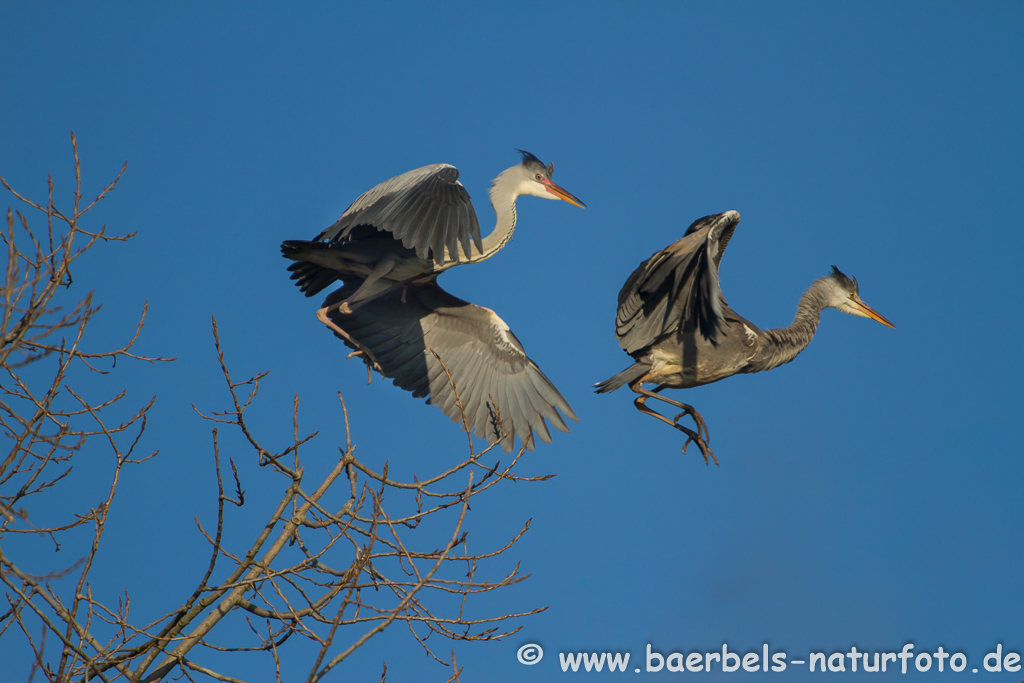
<box><xmin>652</xmin><ymin>385</ymin><xmax>712</xmax><ymax>445</ymax></box>
<box><xmin>629</xmin><ymin>380</ymin><xmax>717</xmax><ymax>466</ymax></box>
<box><xmin>317</xmin><ymin>269</ymin><xmax>430</xmax><ymax>383</ymax></box>
<box><xmin>313</xmin><ymin>259</ymin><xmax>404</xmax><ymax>380</ymax></box>
<box><xmin>318</xmin><ymin>288</ymin><xmax>386</xmax><ymax>379</ymax></box>
<box><xmin>321</xmin><ymin>323</ymin><xmax>382</xmax><ymax>382</ymax></box>
<box><xmin>347</xmin><ymin>349</ymin><xmax>378</xmax><ymax>384</ymax></box>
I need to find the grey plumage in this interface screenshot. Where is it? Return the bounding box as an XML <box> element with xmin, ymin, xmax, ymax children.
<box><xmin>597</xmin><ymin>210</ymin><xmax>895</xmax><ymax>464</ymax></box>
<box><xmin>317</xmin><ymin>164</ymin><xmax>483</xmax><ymax>268</ymax></box>
<box><xmin>282</xmin><ymin>164</ymin><xmax>483</xmax><ymax>299</ymax></box>
<box><xmin>282</xmin><ymin>152</ymin><xmax>585</xmax><ymax>452</ymax></box>
<box><xmin>322</xmin><ymin>283</ymin><xmax>577</xmax><ymax>452</ymax></box>
<box><xmin>614</xmin><ymin>211</ymin><xmax>738</xmax><ymax>354</ymax></box>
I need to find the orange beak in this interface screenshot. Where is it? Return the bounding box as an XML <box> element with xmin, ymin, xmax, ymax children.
<box><xmin>854</xmin><ymin>296</ymin><xmax>896</xmax><ymax>329</ymax></box>
<box><xmin>542</xmin><ymin>179</ymin><xmax>586</xmax><ymax>208</ymax></box>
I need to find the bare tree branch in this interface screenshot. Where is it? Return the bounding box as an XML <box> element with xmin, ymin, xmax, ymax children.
<box><xmin>1</xmin><ymin>135</ymin><xmax>549</xmax><ymax>683</ymax></box>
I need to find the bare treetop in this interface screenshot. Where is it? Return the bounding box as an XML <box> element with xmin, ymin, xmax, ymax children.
<box><xmin>1</xmin><ymin>136</ymin><xmax>550</xmax><ymax>683</ymax></box>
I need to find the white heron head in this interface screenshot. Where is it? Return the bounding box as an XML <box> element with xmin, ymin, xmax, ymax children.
<box><xmin>824</xmin><ymin>266</ymin><xmax>895</xmax><ymax>328</ymax></box>
<box><xmin>490</xmin><ymin>150</ymin><xmax>586</xmax><ymax>208</ymax></box>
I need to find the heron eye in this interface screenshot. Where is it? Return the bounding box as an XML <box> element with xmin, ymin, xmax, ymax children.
<box><xmin>535</xmin><ymin>173</ymin><xmax>543</xmax><ymax>181</ymax></box>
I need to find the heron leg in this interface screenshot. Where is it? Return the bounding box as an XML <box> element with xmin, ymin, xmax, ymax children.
<box><xmin>346</xmin><ymin>349</ymin><xmax>377</xmax><ymax>384</ymax></box>
<box><xmin>629</xmin><ymin>381</ymin><xmax>718</xmax><ymax>466</ymax></box>
<box><xmin>312</xmin><ymin>259</ymin><xmax>403</xmax><ymax>381</ymax></box>
<box><xmin>316</xmin><ymin>255</ymin><xmax>399</xmax><ymax>321</ymax></box>
<box><xmin>319</xmin><ymin>315</ymin><xmax>384</xmax><ymax>379</ymax></box>
<box><xmin>652</xmin><ymin>385</ymin><xmax>712</xmax><ymax>444</ymax></box>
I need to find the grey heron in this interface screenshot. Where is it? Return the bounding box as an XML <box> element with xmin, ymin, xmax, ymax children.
<box><xmin>596</xmin><ymin>210</ymin><xmax>895</xmax><ymax>465</ymax></box>
<box><xmin>282</xmin><ymin>151</ymin><xmax>584</xmax><ymax>452</ymax></box>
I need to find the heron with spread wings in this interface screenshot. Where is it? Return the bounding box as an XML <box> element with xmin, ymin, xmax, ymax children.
<box><xmin>283</xmin><ymin>151</ymin><xmax>585</xmax><ymax>452</ymax></box>
<box><xmin>596</xmin><ymin>210</ymin><xmax>895</xmax><ymax>465</ymax></box>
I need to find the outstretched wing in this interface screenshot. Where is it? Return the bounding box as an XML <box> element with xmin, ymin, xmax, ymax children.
<box><xmin>316</xmin><ymin>164</ymin><xmax>483</xmax><ymax>267</ymax></box>
<box><xmin>614</xmin><ymin>210</ymin><xmax>740</xmax><ymax>352</ymax></box>
<box><xmin>323</xmin><ymin>283</ymin><xmax>577</xmax><ymax>453</ymax></box>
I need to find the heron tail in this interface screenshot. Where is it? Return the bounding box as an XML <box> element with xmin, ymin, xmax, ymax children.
<box><xmin>281</xmin><ymin>240</ymin><xmax>340</xmax><ymax>297</ymax></box>
<box><xmin>594</xmin><ymin>362</ymin><xmax>648</xmax><ymax>394</ymax></box>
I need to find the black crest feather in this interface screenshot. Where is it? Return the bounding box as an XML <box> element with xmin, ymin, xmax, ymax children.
<box><xmin>516</xmin><ymin>149</ymin><xmax>552</xmax><ymax>177</ymax></box>
<box><xmin>517</xmin><ymin>149</ymin><xmax>542</xmax><ymax>165</ymax></box>
<box><xmin>830</xmin><ymin>265</ymin><xmax>859</xmax><ymax>293</ymax></box>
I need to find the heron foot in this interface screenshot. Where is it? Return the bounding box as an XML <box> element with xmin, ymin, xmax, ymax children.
<box><xmin>674</xmin><ymin>423</ymin><xmax>718</xmax><ymax>466</ymax></box>
<box><xmin>671</xmin><ymin>407</ymin><xmax>709</xmax><ymax>440</ymax></box>
<box><xmin>631</xmin><ymin>389</ymin><xmax>720</xmax><ymax>466</ymax></box>
<box><xmin>346</xmin><ymin>349</ymin><xmax>384</xmax><ymax>384</ymax></box>
<box><xmin>670</xmin><ymin>408</ymin><xmax>717</xmax><ymax>466</ymax></box>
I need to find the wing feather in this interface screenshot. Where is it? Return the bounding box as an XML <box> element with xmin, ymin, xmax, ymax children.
<box><xmin>317</xmin><ymin>164</ymin><xmax>482</xmax><ymax>266</ymax></box>
<box><xmin>458</xmin><ymin>357</ymin><xmax>487</xmax><ymax>434</ymax></box>
<box><xmin>615</xmin><ymin>211</ymin><xmax>740</xmax><ymax>352</ymax></box>
<box><xmin>322</xmin><ymin>281</ymin><xmax>576</xmax><ymax>452</ymax></box>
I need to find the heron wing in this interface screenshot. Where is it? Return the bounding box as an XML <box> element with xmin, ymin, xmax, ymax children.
<box><xmin>323</xmin><ymin>282</ymin><xmax>577</xmax><ymax>453</ymax></box>
<box><xmin>614</xmin><ymin>211</ymin><xmax>740</xmax><ymax>352</ymax></box>
<box><xmin>684</xmin><ymin>209</ymin><xmax>739</xmax><ymax>270</ymax></box>
<box><xmin>316</xmin><ymin>164</ymin><xmax>483</xmax><ymax>267</ymax></box>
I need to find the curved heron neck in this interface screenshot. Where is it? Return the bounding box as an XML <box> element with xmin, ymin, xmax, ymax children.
<box><xmin>465</xmin><ymin>170</ymin><xmax>520</xmax><ymax>264</ymax></box>
<box><xmin>752</xmin><ymin>279</ymin><xmax>832</xmax><ymax>372</ymax></box>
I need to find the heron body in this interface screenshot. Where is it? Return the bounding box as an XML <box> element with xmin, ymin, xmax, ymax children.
<box><xmin>283</xmin><ymin>152</ymin><xmax>584</xmax><ymax>452</ymax></box>
<box><xmin>597</xmin><ymin>210</ymin><xmax>894</xmax><ymax>464</ymax></box>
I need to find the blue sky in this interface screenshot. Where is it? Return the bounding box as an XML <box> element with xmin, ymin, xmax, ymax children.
<box><xmin>2</xmin><ymin>2</ymin><xmax>1022</xmax><ymax>680</ymax></box>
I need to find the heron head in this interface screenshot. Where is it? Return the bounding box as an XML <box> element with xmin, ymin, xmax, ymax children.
<box><xmin>825</xmin><ymin>266</ymin><xmax>895</xmax><ymax>328</ymax></box>
<box><xmin>509</xmin><ymin>150</ymin><xmax>586</xmax><ymax>208</ymax></box>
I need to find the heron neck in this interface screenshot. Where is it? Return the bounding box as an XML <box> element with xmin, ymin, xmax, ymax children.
<box><xmin>481</xmin><ymin>194</ymin><xmax>517</xmax><ymax>259</ymax></box>
<box><xmin>463</xmin><ymin>171</ymin><xmax>519</xmax><ymax>264</ymax></box>
<box><xmin>750</xmin><ymin>279</ymin><xmax>831</xmax><ymax>372</ymax></box>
